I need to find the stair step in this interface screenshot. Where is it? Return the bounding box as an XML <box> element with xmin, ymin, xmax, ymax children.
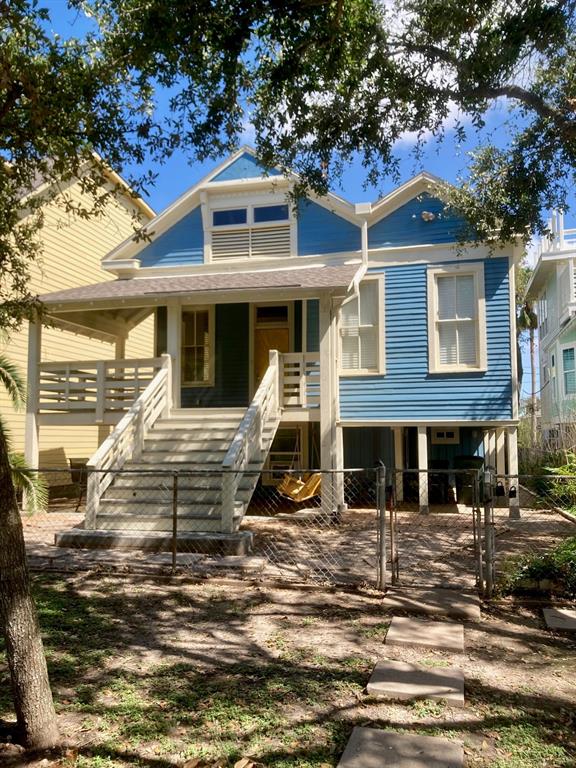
<box><xmin>111</xmin><ymin>476</ymin><xmax>255</xmax><ymax>492</ymax></box>
<box><xmin>95</xmin><ymin>514</ymin><xmax>230</xmax><ymax>533</ymax></box>
<box><xmin>147</xmin><ymin>430</ymin><xmax>237</xmax><ymax>441</ymax></box>
<box><xmin>143</xmin><ymin>440</ymin><xmax>230</xmax><ymax>452</ymax></box>
<box><xmin>99</xmin><ymin>499</ymin><xmax>239</xmax><ymax>515</ymax></box>
<box><xmin>105</xmin><ymin>487</ymin><xmax>253</xmax><ymax>502</ymax></box>
<box><xmin>131</xmin><ymin>451</ymin><xmax>228</xmax><ymax>464</ymax></box>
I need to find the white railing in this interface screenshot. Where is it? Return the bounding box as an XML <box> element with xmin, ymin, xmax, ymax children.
<box><xmin>38</xmin><ymin>357</ymin><xmax>164</xmax><ymax>422</ymax></box>
<box><xmin>280</xmin><ymin>352</ymin><xmax>320</xmax><ymax>411</ymax></box>
<box><xmin>85</xmin><ymin>354</ymin><xmax>172</xmax><ymax>529</ymax></box>
<box><xmin>538</xmin><ymin>211</ymin><xmax>576</xmax><ymax>256</ymax></box>
<box><xmin>221</xmin><ymin>350</ymin><xmax>281</xmax><ymax>532</ymax></box>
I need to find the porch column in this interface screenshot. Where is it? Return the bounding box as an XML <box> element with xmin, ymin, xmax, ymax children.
<box><xmin>417</xmin><ymin>425</ymin><xmax>429</xmax><ymax>514</ymax></box>
<box><xmin>319</xmin><ymin>293</ymin><xmax>340</xmax><ymax>510</ymax></box>
<box><xmin>114</xmin><ymin>336</ymin><xmax>126</xmax><ymax>360</ymax></box>
<box><xmin>496</xmin><ymin>428</ymin><xmax>506</xmax><ymax>480</ymax></box>
<box><xmin>507</xmin><ymin>425</ymin><xmax>520</xmax><ymax>519</ymax></box>
<box><xmin>24</xmin><ymin>317</ymin><xmax>42</xmax><ymax>475</ymax></box>
<box><xmin>485</xmin><ymin>429</ymin><xmax>496</xmax><ymax>469</ymax></box>
<box><xmin>166</xmin><ymin>304</ymin><xmax>181</xmax><ymax>408</ymax></box>
<box><xmin>393</xmin><ymin>427</ymin><xmax>404</xmax><ymax>503</ymax></box>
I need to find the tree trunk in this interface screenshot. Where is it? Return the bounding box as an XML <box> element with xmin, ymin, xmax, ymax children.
<box><xmin>0</xmin><ymin>426</ymin><xmax>59</xmax><ymax>749</ymax></box>
<box><xmin>530</xmin><ymin>325</ymin><xmax>537</xmax><ymax>448</ymax></box>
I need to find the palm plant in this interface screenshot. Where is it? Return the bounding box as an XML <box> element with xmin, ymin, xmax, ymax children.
<box><xmin>0</xmin><ymin>353</ymin><xmax>47</xmax><ymax>513</ymax></box>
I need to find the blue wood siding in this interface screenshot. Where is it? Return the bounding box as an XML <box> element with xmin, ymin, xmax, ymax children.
<box><xmin>298</xmin><ymin>200</ymin><xmax>361</xmax><ymax>255</ymax></box>
<box><xmin>306</xmin><ymin>299</ymin><xmax>319</xmax><ymax>352</ymax></box>
<box><xmin>344</xmin><ymin>427</ymin><xmax>393</xmax><ymax>469</ymax></box>
<box><xmin>139</xmin><ymin>207</ymin><xmax>204</xmax><ymax>267</ymax></box>
<box><xmin>211</xmin><ymin>152</ymin><xmax>282</xmax><ymax>182</ymax></box>
<box><xmin>181</xmin><ymin>303</ymin><xmax>249</xmax><ymax>408</ymax></box>
<box><xmin>429</xmin><ymin>427</ymin><xmax>485</xmax><ymax>465</ymax></box>
<box><xmin>368</xmin><ymin>194</ymin><xmax>469</xmax><ymax>249</ymax></box>
<box><xmin>339</xmin><ymin>258</ymin><xmax>512</xmax><ymax>422</ymax></box>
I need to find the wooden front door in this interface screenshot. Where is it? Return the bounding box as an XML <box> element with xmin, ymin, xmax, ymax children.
<box><xmin>253</xmin><ymin>304</ymin><xmax>291</xmax><ymax>389</ymax></box>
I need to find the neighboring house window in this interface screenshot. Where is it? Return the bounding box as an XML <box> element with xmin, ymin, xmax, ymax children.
<box><xmin>563</xmin><ymin>347</ymin><xmax>576</xmax><ymax>395</ymax></box>
<box><xmin>339</xmin><ymin>277</ymin><xmax>385</xmax><ymax>374</ymax></box>
<box><xmin>181</xmin><ymin>308</ymin><xmax>214</xmax><ymax>386</ymax></box>
<box><xmin>210</xmin><ymin>202</ymin><xmax>291</xmax><ymax>260</ymax></box>
<box><xmin>427</xmin><ymin>264</ymin><xmax>487</xmax><ymax>373</ymax></box>
<box><xmin>539</xmin><ymin>291</ymin><xmax>548</xmax><ymax>338</ymax></box>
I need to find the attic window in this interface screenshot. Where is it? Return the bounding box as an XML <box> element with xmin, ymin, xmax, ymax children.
<box><xmin>213</xmin><ymin>208</ymin><xmax>247</xmax><ymax>226</ymax></box>
<box><xmin>210</xmin><ymin>201</ymin><xmax>292</xmax><ymax>260</ymax></box>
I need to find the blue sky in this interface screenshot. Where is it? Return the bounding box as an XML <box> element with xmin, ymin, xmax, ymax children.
<box><xmin>43</xmin><ymin>0</ymin><xmax>551</xmax><ymax>397</ymax></box>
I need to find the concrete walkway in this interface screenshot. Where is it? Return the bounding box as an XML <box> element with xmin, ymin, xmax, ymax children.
<box><xmin>338</xmin><ymin>588</ymin><xmax>474</xmax><ymax>767</ymax></box>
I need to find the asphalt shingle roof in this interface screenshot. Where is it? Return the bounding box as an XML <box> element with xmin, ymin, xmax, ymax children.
<box><xmin>41</xmin><ymin>263</ymin><xmax>361</xmax><ymax>305</ymax></box>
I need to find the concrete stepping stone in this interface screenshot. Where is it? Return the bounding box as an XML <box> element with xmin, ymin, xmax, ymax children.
<box><xmin>543</xmin><ymin>607</ymin><xmax>576</xmax><ymax>631</ymax></box>
<box><xmin>383</xmin><ymin>587</ymin><xmax>481</xmax><ymax>621</ymax></box>
<box><xmin>367</xmin><ymin>660</ymin><xmax>465</xmax><ymax>707</ymax></box>
<box><xmin>337</xmin><ymin>726</ymin><xmax>463</xmax><ymax>768</ymax></box>
<box><xmin>386</xmin><ymin>616</ymin><xmax>464</xmax><ymax>652</ymax></box>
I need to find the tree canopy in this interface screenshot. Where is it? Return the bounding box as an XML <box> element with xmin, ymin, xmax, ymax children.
<box><xmin>2</xmin><ymin>0</ymin><xmax>576</xmax><ymax>327</ymax></box>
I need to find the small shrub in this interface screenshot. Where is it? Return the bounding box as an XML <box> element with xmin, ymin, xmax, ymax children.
<box><xmin>542</xmin><ymin>452</ymin><xmax>576</xmax><ymax>514</ymax></box>
<box><xmin>500</xmin><ymin>537</ymin><xmax>576</xmax><ymax>598</ymax></box>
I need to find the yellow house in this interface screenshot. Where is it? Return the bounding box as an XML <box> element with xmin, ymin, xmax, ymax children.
<box><xmin>1</xmin><ymin>168</ymin><xmax>155</xmax><ymax>470</ymax></box>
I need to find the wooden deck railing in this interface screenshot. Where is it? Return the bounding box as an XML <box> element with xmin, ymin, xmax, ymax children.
<box><xmin>221</xmin><ymin>350</ymin><xmax>281</xmax><ymax>532</ymax></box>
<box><xmin>38</xmin><ymin>357</ymin><xmax>164</xmax><ymax>422</ymax></box>
<box><xmin>85</xmin><ymin>354</ymin><xmax>171</xmax><ymax>528</ymax></box>
<box><xmin>279</xmin><ymin>352</ymin><xmax>320</xmax><ymax>412</ymax></box>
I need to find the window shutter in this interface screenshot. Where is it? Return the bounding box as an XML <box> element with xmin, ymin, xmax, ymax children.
<box><xmin>251</xmin><ymin>225</ymin><xmax>291</xmax><ymax>258</ymax></box>
<box><xmin>457</xmin><ymin>322</ymin><xmax>476</xmax><ymax>364</ymax></box>
<box><xmin>563</xmin><ymin>348</ymin><xmax>576</xmax><ymax>394</ymax></box>
<box><xmin>437</xmin><ymin>277</ymin><xmax>456</xmax><ymax>320</ymax></box>
<box><xmin>212</xmin><ymin>229</ymin><xmax>250</xmax><ymax>259</ymax></box>
<box><xmin>360</xmin><ymin>328</ymin><xmax>378</xmax><ymax>369</ymax></box>
<box><xmin>341</xmin><ymin>334</ymin><xmax>360</xmax><ymax>369</ymax></box>
<box><xmin>439</xmin><ymin>324</ymin><xmax>457</xmax><ymax>365</ymax></box>
<box><xmin>456</xmin><ymin>275</ymin><xmax>475</xmax><ymax>319</ymax></box>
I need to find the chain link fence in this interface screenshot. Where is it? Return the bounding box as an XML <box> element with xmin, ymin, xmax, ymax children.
<box><xmin>19</xmin><ymin>466</ymin><xmax>381</xmax><ymax>587</ymax></box>
<box><xmin>17</xmin><ymin>463</ymin><xmax>576</xmax><ymax>595</ymax></box>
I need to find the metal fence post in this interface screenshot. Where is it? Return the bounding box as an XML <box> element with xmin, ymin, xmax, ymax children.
<box><xmin>172</xmin><ymin>472</ymin><xmax>178</xmax><ymax>574</ymax></box>
<box><xmin>473</xmin><ymin>471</ymin><xmax>484</xmax><ymax>595</ymax></box>
<box><xmin>377</xmin><ymin>465</ymin><xmax>387</xmax><ymax>591</ymax></box>
<box><xmin>483</xmin><ymin>467</ymin><xmax>495</xmax><ymax>598</ymax></box>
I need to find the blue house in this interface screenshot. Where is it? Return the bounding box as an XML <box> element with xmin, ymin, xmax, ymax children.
<box><xmin>25</xmin><ymin>147</ymin><xmax>520</xmax><ymax>535</ymax></box>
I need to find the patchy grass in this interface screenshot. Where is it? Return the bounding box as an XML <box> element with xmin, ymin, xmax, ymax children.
<box><xmin>0</xmin><ymin>575</ymin><xmax>575</xmax><ymax>768</ymax></box>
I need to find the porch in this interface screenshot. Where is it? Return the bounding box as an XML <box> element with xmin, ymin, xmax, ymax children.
<box><xmin>35</xmin><ymin>351</ymin><xmax>320</xmax><ymax>427</ymax></box>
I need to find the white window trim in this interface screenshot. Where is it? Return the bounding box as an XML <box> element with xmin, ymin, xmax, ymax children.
<box><xmin>431</xmin><ymin>427</ymin><xmax>461</xmax><ymax>445</ymax></box>
<box><xmin>427</xmin><ymin>263</ymin><xmax>487</xmax><ymax>374</ymax></box>
<box><xmin>560</xmin><ymin>342</ymin><xmax>576</xmax><ymax>399</ymax></box>
<box><xmin>181</xmin><ymin>305</ymin><xmax>215</xmax><ymax>387</ymax></box>
<box><xmin>338</xmin><ymin>275</ymin><xmax>386</xmax><ymax>376</ymax></box>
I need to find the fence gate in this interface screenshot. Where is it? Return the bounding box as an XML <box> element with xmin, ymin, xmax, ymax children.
<box><xmin>385</xmin><ymin>468</ymin><xmax>485</xmax><ymax>592</ymax></box>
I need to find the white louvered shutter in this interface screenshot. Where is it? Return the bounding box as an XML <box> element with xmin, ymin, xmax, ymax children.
<box><xmin>340</xmin><ymin>282</ymin><xmax>380</xmax><ymax>371</ymax></box>
<box><xmin>436</xmin><ymin>274</ymin><xmax>477</xmax><ymax>367</ymax></box>
<box><xmin>341</xmin><ymin>296</ymin><xmax>360</xmax><ymax>369</ymax></box>
<box><xmin>359</xmin><ymin>282</ymin><xmax>378</xmax><ymax>370</ymax></box>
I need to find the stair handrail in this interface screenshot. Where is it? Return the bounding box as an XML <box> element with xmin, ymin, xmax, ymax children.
<box><xmin>221</xmin><ymin>349</ymin><xmax>281</xmax><ymax>531</ymax></box>
<box><xmin>85</xmin><ymin>353</ymin><xmax>172</xmax><ymax>528</ymax></box>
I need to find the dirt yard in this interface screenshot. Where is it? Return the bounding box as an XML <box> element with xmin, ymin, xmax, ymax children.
<box><xmin>1</xmin><ymin>574</ymin><xmax>575</xmax><ymax>768</ymax></box>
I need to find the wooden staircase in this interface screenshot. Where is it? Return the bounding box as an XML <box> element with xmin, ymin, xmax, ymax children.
<box><xmin>93</xmin><ymin>408</ymin><xmax>279</xmax><ymax>533</ymax></box>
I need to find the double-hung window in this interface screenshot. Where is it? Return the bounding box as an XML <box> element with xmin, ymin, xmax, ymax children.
<box><xmin>339</xmin><ymin>278</ymin><xmax>385</xmax><ymax>374</ymax></box>
<box><xmin>210</xmin><ymin>202</ymin><xmax>292</xmax><ymax>260</ymax></box>
<box><xmin>428</xmin><ymin>264</ymin><xmax>487</xmax><ymax>373</ymax></box>
<box><xmin>181</xmin><ymin>307</ymin><xmax>214</xmax><ymax>386</ymax></box>
<box><xmin>563</xmin><ymin>347</ymin><xmax>576</xmax><ymax>396</ymax></box>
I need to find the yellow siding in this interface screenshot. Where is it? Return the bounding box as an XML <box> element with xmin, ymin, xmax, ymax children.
<box><xmin>0</xmin><ymin>177</ymin><xmax>154</xmax><ymax>467</ymax></box>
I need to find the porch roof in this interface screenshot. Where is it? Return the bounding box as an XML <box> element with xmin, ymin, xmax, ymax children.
<box><xmin>40</xmin><ymin>263</ymin><xmax>362</xmax><ymax>309</ymax></box>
